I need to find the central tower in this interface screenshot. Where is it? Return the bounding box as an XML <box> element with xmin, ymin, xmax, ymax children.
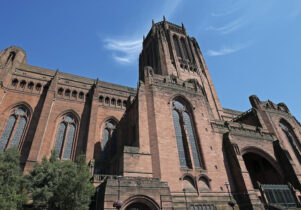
<box><xmin>139</xmin><ymin>17</ymin><xmax>222</xmax><ymax>119</ymax></box>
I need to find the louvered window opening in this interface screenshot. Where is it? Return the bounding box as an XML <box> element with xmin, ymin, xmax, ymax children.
<box><xmin>181</xmin><ymin>38</ymin><xmax>190</xmax><ymax>61</ymax></box>
<box><xmin>262</xmin><ymin>184</ymin><xmax>297</xmax><ymax>208</ymax></box>
<box><xmin>173</xmin><ymin>36</ymin><xmax>182</xmax><ymax>58</ymax></box>
<box><xmin>0</xmin><ymin>108</ymin><xmax>28</xmax><ymax>151</ymax></box>
<box><xmin>172</xmin><ymin>100</ymin><xmax>203</xmax><ymax>169</ymax></box>
<box><xmin>54</xmin><ymin>115</ymin><xmax>76</xmax><ymax>159</ymax></box>
<box><xmin>190</xmin><ymin>204</ymin><xmax>216</xmax><ymax>210</ymax></box>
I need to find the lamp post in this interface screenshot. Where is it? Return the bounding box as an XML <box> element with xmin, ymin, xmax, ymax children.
<box><xmin>113</xmin><ymin>176</ymin><xmax>123</xmax><ymax>209</ymax></box>
<box><xmin>224</xmin><ymin>182</ymin><xmax>235</xmax><ymax>209</ymax></box>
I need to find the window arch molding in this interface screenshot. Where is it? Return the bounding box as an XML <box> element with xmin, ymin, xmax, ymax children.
<box><xmin>52</xmin><ymin>110</ymin><xmax>80</xmax><ymax>160</ymax></box>
<box><xmin>0</xmin><ymin>103</ymin><xmax>32</xmax><ymax>151</ymax></box>
<box><xmin>170</xmin><ymin>95</ymin><xmax>205</xmax><ymax>169</ymax></box>
<box><xmin>279</xmin><ymin>119</ymin><xmax>301</xmax><ymax>164</ymax></box>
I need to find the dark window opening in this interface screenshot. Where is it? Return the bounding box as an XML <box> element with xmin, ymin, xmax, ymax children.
<box><xmin>65</xmin><ymin>89</ymin><xmax>71</xmax><ymax>97</ymax></box>
<box><xmin>99</xmin><ymin>96</ymin><xmax>104</xmax><ymax>103</ymax></box>
<box><xmin>36</xmin><ymin>83</ymin><xmax>42</xmax><ymax>91</ymax></box>
<box><xmin>79</xmin><ymin>92</ymin><xmax>84</xmax><ymax>99</ymax></box>
<box><xmin>12</xmin><ymin>79</ymin><xmax>18</xmax><ymax>87</ymax></box>
<box><xmin>20</xmin><ymin>80</ymin><xmax>26</xmax><ymax>88</ymax></box>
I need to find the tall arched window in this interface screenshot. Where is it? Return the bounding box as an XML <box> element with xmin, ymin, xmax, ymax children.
<box><xmin>54</xmin><ymin>114</ymin><xmax>77</xmax><ymax>159</ymax></box>
<box><xmin>173</xmin><ymin>35</ymin><xmax>182</xmax><ymax>58</ymax></box>
<box><xmin>0</xmin><ymin>107</ymin><xmax>29</xmax><ymax>151</ymax></box>
<box><xmin>181</xmin><ymin>37</ymin><xmax>190</xmax><ymax>61</ymax></box>
<box><xmin>172</xmin><ymin>99</ymin><xmax>203</xmax><ymax>169</ymax></box>
<box><xmin>279</xmin><ymin>120</ymin><xmax>301</xmax><ymax>164</ymax></box>
<box><xmin>101</xmin><ymin>119</ymin><xmax>117</xmax><ymax>160</ymax></box>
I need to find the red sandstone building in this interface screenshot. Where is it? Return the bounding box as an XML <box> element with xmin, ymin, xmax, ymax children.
<box><xmin>0</xmin><ymin>19</ymin><xmax>301</xmax><ymax>210</ymax></box>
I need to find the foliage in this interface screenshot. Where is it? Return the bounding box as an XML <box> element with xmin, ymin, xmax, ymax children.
<box><xmin>26</xmin><ymin>151</ymin><xmax>95</xmax><ymax>210</ymax></box>
<box><xmin>0</xmin><ymin>148</ymin><xmax>28</xmax><ymax>210</ymax></box>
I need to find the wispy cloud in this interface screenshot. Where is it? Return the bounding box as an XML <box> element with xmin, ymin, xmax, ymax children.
<box><xmin>102</xmin><ymin>0</ymin><xmax>183</xmax><ymax>65</ymax></box>
<box><xmin>211</xmin><ymin>7</ymin><xmax>240</xmax><ymax>17</ymax></box>
<box><xmin>207</xmin><ymin>42</ymin><xmax>252</xmax><ymax>56</ymax></box>
<box><xmin>206</xmin><ymin>16</ymin><xmax>247</xmax><ymax>34</ymax></box>
<box><xmin>103</xmin><ymin>39</ymin><xmax>142</xmax><ymax>64</ymax></box>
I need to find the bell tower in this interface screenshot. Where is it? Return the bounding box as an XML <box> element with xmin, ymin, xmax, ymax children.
<box><xmin>139</xmin><ymin>17</ymin><xmax>223</xmax><ymax>119</ymax></box>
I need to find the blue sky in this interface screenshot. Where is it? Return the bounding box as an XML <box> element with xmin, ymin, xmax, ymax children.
<box><xmin>1</xmin><ymin>0</ymin><xmax>301</xmax><ymax>120</ymax></box>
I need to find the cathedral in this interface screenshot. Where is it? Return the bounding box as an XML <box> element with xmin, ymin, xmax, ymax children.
<box><xmin>0</xmin><ymin>18</ymin><xmax>301</xmax><ymax>210</ymax></box>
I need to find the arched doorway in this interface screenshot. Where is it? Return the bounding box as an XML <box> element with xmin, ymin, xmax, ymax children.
<box><xmin>125</xmin><ymin>203</ymin><xmax>150</xmax><ymax>210</ymax></box>
<box><xmin>242</xmin><ymin>152</ymin><xmax>284</xmax><ymax>189</ymax></box>
<box><xmin>122</xmin><ymin>195</ymin><xmax>159</xmax><ymax>210</ymax></box>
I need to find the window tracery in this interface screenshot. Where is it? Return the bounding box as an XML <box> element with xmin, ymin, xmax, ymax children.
<box><xmin>54</xmin><ymin>114</ymin><xmax>77</xmax><ymax>159</ymax></box>
<box><xmin>171</xmin><ymin>99</ymin><xmax>203</xmax><ymax>169</ymax></box>
<box><xmin>0</xmin><ymin>107</ymin><xmax>29</xmax><ymax>151</ymax></box>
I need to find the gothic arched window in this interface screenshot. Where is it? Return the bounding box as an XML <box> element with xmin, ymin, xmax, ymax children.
<box><xmin>173</xmin><ymin>35</ymin><xmax>182</xmax><ymax>58</ymax></box>
<box><xmin>279</xmin><ymin>120</ymin><xmax>301</xmax><ymax>164</ymax></box>
<box><xmin>54</xmin><ymin>114</ymin><xmax>77</xmax><ymax>159</ymax></box>
<box><xmin>101</xmin><ymin>119</ymin><xmax>117</xmax><ymax>160</ymax></box>
<box><xmin>171</xmin><ymin>99</ymin><xmax>203</xmax><ymax>169</ymax></box>
<box><xmin>0</xmin><ymin>107</ymin><xmax>29</xmax><ymax>151</ymax></box>
<box><xmin>181</xmin><ymin>37</ymin><xmax>190</xmax><ymax>61</ymax></box>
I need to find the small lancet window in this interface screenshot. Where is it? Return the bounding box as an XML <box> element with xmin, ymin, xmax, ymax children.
<box><xmin>65</xmin><ymin>89</ymin><xmax>71</xmax><ymax>97</ymax></box>
<box><xmin>6</xmin><ymin>51</ymin><xmax>16</xmax><ymax>64</ymax></box>
<box><xmin>58</xmin><ymin>88</ymin><xmax>64</xmax><ymax>95</ymax></box>
<box><xmin>28</xmin><ymin>82</ymin><xmax>34</xmax><ymax>90</ymax></box>
<box><xmin>117</xmin><ymin>99</ymin><xmax>121</xmax><ymax>106</ymax></box>
<box><xmin>171</xmin><ymin>99</ymin><xmax>203</xmax><ymax>169</ymax></box>
<box><xmin>12</xmin><ymin>79</ymin><xmax>18</xmax><ymax>87</ymax></box>
<box><xmin>99</xmin><ymin>96</ymin><xmax>104</xmax><ymax>103</ymax></box>
<box><xmin>20</xmin><ymin>80</ymin><xmax>26</xmax><ymax>88</ymax></box>
<box><xmin>36</xmin><ymin>83</ymin><xmax>42</xmax><ymax>91</ymax></box>
<box><xmin>72</xmin><ymin>90</ymin><xmax>77</xmax><ymax>98</ymax></box>
<box><xmin>54</xmin><ymin>114</ymin><xmax>77</xmax><ymax>159</ymax></box>
<box><xmin>79</xmin><ymin>92</ymin><xmax>84</xmax><ymax>99</ymax></box>
<box><xmin>111</xmin><ymin>98</ymin><xmax>116</xmax><ymax>105</ymax></box>
<box><xmin>0</xmin><ymin>107</ymin><xmax>29</xmax><ymax>151</ymax></box>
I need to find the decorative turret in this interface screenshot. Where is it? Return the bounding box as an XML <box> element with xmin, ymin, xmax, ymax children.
<box><xmin>0</xmin><ymin>46</ymin><xmax>27</xmax><ymax>67</ymax></box>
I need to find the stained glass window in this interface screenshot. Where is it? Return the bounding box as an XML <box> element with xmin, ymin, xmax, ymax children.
<box><xmin>0</xmin><ymin>115</ymin><xmax>16</xmax><ymax>151</ymax></box>
<box><xmin>10</xmin><ymin>117</ymin><xmax>27</xmax><ymax>148</ymax></box>
<box><xmin>0</xmin><ymin>107</ymin><xmax>29</xmax><ymax>151</ymax></box>
<box><xmin>172</xmin><ymin>110</ymin><xmax>189</xmax><ymax>167</ymax></box>
<box><xmin>54</xmin><ymin>123</ymin><xmax>66</xmax><ymax>158</ymax></box>
<box><xmin>63</xmin><ymin>124</ymin><xmax>75</xmax><ymax>159</ymax></box>
<box><xmin>172</xmin><ymin>99</ymin><xmax>203</xmax><ymax>169</ymax></box>
<box><xmin>54</xmin><ymin>114</ymin><xmax>77</xmax><ymax>160</ymax></box>
<box><xmin>183</xmin><ymin>112</ymin><xmax>201</xmax><ymax>168</ymax></box>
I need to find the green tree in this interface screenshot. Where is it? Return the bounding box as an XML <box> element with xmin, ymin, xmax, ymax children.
<box><xmin>26</xmin><ymin>151</ymin><xmax>95</xmax><ymax>210</ymax></box>
<box><xmin>0</xmin><ymin>148</ymin><xmax>28</xmax><ymax>210</ymax></box>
